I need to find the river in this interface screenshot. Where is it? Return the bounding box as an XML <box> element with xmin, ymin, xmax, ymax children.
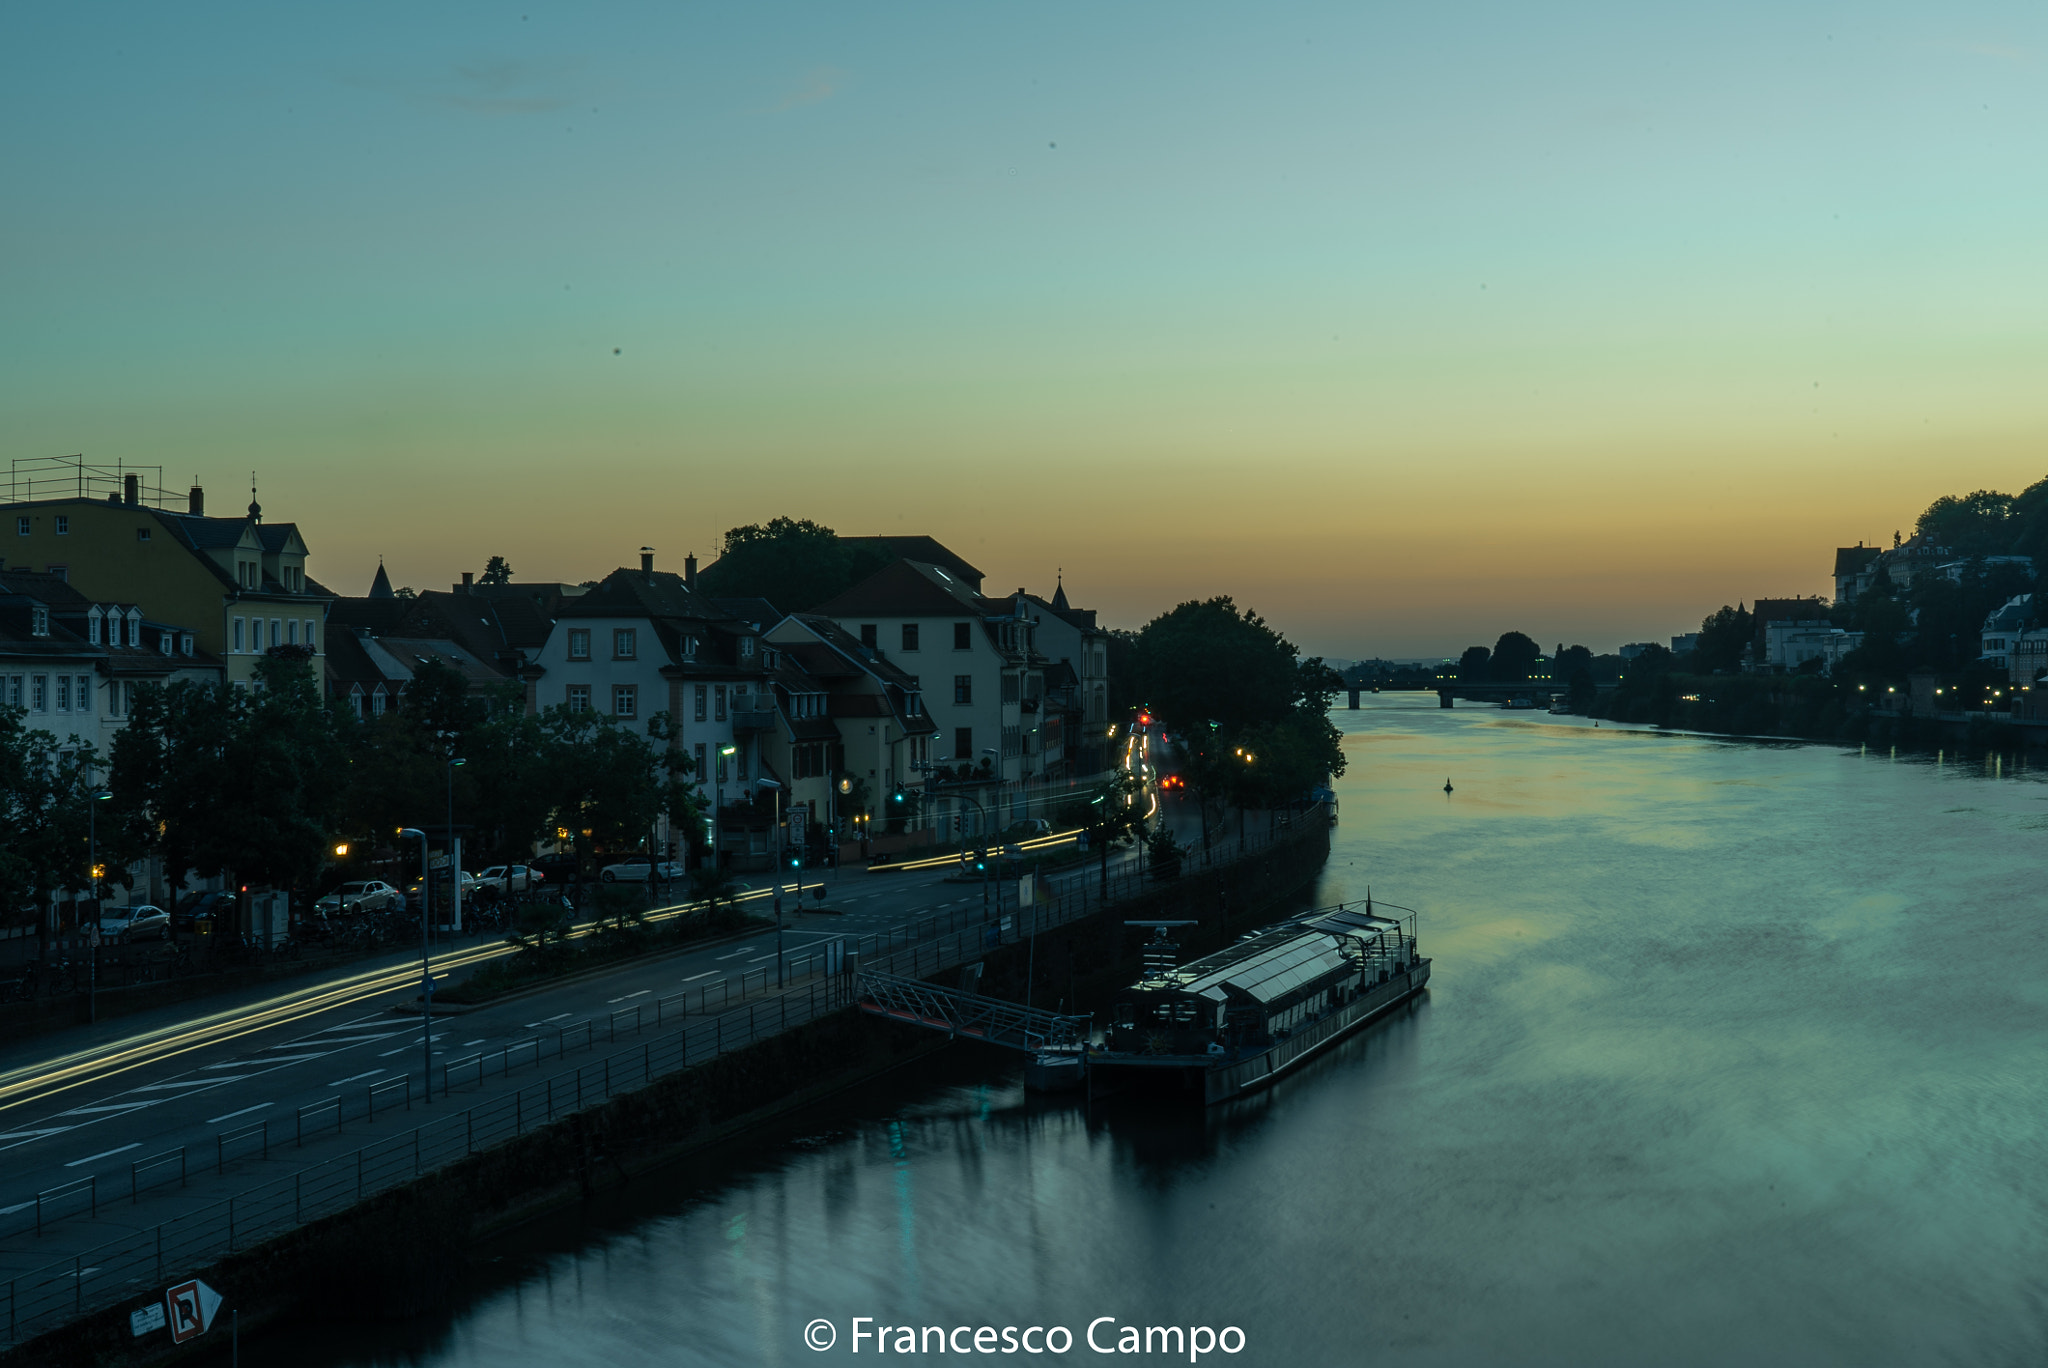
<box><xmin>256</xmin><ymin>697</ymin><xmax>2048</xmax><ymax>1366</ymax></box>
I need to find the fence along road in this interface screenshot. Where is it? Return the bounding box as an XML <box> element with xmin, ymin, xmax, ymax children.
<box><xmin>0</xmin><ymin>806</ymin><xmax>1325</xmax><ymax>1350</ymax></box>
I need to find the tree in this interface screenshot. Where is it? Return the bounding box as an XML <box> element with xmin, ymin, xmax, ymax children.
<box><xmin>1489</xmin><ymin>632</ymin><xmax>1542</xmax><ymax>681</ymax></box>
<box><xmin>698</xmin><ymin>518</ymin><xmax>865</xmax><ymax>614</ymax></box>
<box><xmin>1694</xmin><ymin>605</ymin><xmax>1754</xmax><ymax>674</ymax></box>
<box><xmin>479</xmin><ymin>555</ymin><xmax>514</xmax><ymax>586</ymax></box>
<box><xmin>1456</xmin><ymin>646</ymin><xmax>1490</xmax><ymax>681</ymax></box>
<box><xmin>1915</xmin><ymin>490</ymin><xmax>2014</xmax><ymax>557</ymax></box>
<box><xmin>0</xmin><ymin>707</ymin><xmax>103</xmax><ymax>932</ymax></box>
<box><xmin>539</xmin><ymin>707</ymin><xmax>666</xmax><ymax>858</ymax></box>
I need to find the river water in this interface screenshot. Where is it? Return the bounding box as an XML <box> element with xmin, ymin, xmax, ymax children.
<box><xmin>262</xmin><ymin>697</ymin><xmax>2048</xmax><ymax>1366</ymax></box>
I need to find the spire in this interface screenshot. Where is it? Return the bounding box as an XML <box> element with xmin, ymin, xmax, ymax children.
<box><xmin>369</xmin><ymin>559</ymin><xmax>395</xmax><ymax>599</ymax></box>
<box><xmin>1050</xmin><ymin>568</ymin><xmax>1070</xmax><ymax>612</ymax></box>
<box><xmin>247</xmin><ymin>471</ymin><xmax>262</xmax><ymax>523</ymax></box>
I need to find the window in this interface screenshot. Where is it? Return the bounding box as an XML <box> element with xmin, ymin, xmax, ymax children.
<box><xmin>88</xmin><ymin>613</ymin><xmax>101</xmax><ymax>645</ymax></box>
<box><xmin>567</xmin><ymin>684</ymin><xmax>591</xmax><ymax>713</ymax></box>
<box><xmin>613</xmin><ymin>684</ymin><xmax>638</xmax><ymax>718</ymax></box>
<box><xmin>127</xmin><ymin>615</ymin><xmax>140</xmax><ymax>647</ymax></box>
<box><xmin>136</xmin><ymin>527</ymin><xmax>151</xmax><ymax>542</ymax></box>
<box><xmin>861</xmin><ymin>624</ymin><xmax>878</xmax><ymax>649</ymax></box>
<box><xmin>13</xmin><ymin>516</ymin><xmax>25</xmax><ymax>536</ymax></box>
<box><xmin>271</xmin><ymin>620</ymin><xmax>282</xmax><ymax>649</ymax></box>
<box><xmin>1001</xmin><ymin>673</ymin><xmax>1020</xmax><ymax>704</ymax></box>
<box><xmin>736</xmin><ymin>747</ymin><xmax>749</xmax><ymax>782</ymax></box>
<box><xmin>695</xmin><ymin>684</ymin><xmax>708</xmax><ymax>721</ymax></box>
<box><xmin>233</xmin><ymin>618</ymin><xmax>245</xmax><ymax>652</ymax></box>
<box><xmin>901</xmin><ymin>623</ymin><xmax>919</xmax><ymax>652</ymax></box>
<box><xmin>3</xmin><ymin>675</ymin><xmax>19</xmax><ymax>708</ymax></box>
<box><xmin>287</xmin><ymin>619</ymin><xmax>298</xmax><ymax>646</ymax></box>
<box><xmin>954</xmin><ymin>622</ymin><xmax>972</xmax><ymax>650</ymax></box>
<box><xmin>55</xmin><ymin>676</ymin><xmax>69</xmax><ymax>712</ymax></box>
<box><xmin>78</xmin><ymin>675</ymin><xmax>92</xmax><ymax>711</ymax></box>
<box><xmin>302</xmin><ymin>620</ymin><xmax>315</xmax><ymax>650</ymax></box>
<box><xmin>108</xmin><ymin>681</ymin><xmax>123</xmax><ymax>717</ymax></box>
<box><xmin>740</xmin><ymin>636</ymin><xmax>755</xmax><ymax>658</ymax></box>
<box><xmin>31</xmin><ymin>675</ymin><xmax>48</xmax><ymax>711</ymax></box>
<box><xmin>567</xmin><ymin>628</ymin><xmax>590</xmax><ymax>660</ymax></box>
<box><xmin>954</xmin><ymin>727</ymin><xmax>973</xmax><ymax>759</ymax></box>
<box><xmin>716</xmin><ymin>748</ymin><xmax>729</xmax><ymax>783</ymax></box>
<box><xmin>160</xmin><ymin>631</ymin><xmax>174</xmax><ymax>654</ymax></box>
<box><xmin>46</xmin><ymin>565</ymin><xmax>65</xmax><ymax>582</ymax></box>
<box><xmin>30</xmin><ymin>605</ymin><xmax>48</xmax><ymax>636</ymax></box>
<box><xmin>613</xmin><ymin>628</ymin><xmax>636</xmax><ymax>660</ymax></box>
<box><xmin>954</xmin><ymin>675</ymin><xmax>972</xmax><ymax>704</ymax></box>
<box><xmin>906</xmin><ymin>690</ymin><xmax>924</xmax><ymax>716</ymax></box>
<box><xmin>54</xmin><ymin>515</ymin><xmax>68</xmax><ymax>535</ymax></box>
<box><xmin>715</xmin><ymin>685</ymin><xmax>727</xmax><ymax>721</ymax></box>
<box><xmin>683</xmin><ymin>635</ymin><xmax>699</xmax><ymax>658</ymax></box>
<box><xmin>694</xmin><ymin>742</ymin><xmax>707</xmax><ymax>781</ymax></box>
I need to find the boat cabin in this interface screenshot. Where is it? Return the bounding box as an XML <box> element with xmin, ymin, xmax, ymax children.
<box><xmin>1107</xmin><ymin>907</ymin><xmax>1415</xmax><ymax>1058</ymax></box>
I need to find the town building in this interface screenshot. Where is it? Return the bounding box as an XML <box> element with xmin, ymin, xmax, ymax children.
<box><xmin>1980</xmin><ymin>594</ymin><xmax>2032</xmax><ymax>673</ymax></box>
<box><xmin>2</xmin><ymin>458</ymin><xmax>328</xmax><ymax>688</ymax></box>
<box><xmin>1832</xmin><ymin>545</ymin><xmax>1883</xmax><ymax>605</ymax></box>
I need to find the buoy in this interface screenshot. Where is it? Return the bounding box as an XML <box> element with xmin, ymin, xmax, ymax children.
<box><xmin>1443</xmin><ymin>778</ymin><xmax>1453</xmax><ymax>794</ymax></box>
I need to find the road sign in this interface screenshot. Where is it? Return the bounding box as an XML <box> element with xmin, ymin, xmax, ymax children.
<box><xmin>129</xmin><ymin>1302</ymin><xmax>166</xmax><ymax>1338</ymax></box>
<box><xmin>165</xmin><ymin>1279</ymin><xmax>222</xmax><ymax>1343</ymax></box>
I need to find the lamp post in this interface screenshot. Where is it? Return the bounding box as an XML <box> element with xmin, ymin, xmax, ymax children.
<box><xmin>398</xmin><ymin>827</ymin><xmax>433</xmax><ymax>1101</ymax></box>
<box><xmin>714</xmin><ymin>744</ymin><xmax>737</xmax><ymax>873</ymax></box>
<box><xmin>86</xmin><ymin>789</ymin><xmax>112</xmax><ymax>1024</ymax></box>
<box><xmin>757</xmin><ymin>777</ymin><xmax>784</xmax><ymax>986</ymax></box>
<box><xmin>444</xmin><ymin>757</ymin><xmax>466</xmax><ymax>938</ymax></box>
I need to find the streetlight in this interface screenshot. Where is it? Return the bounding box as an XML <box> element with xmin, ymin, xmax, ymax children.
<box><xmin>398</xmin><ymin>826</ymin><xmax>434</xmax><ymax>1100</ymax></box>
<box><xmin>445</xmin><ymin>757</ymin><xmax>466</xmax><ymax>938</ymax></box>
<box><xmin>86</xmin><ymin>789</ymin><xmax>112</xmax><ymax>1024</ymax></box>
<box><xmin>982</xmin><ymin>744</ymin><xmax>1003</xmax><ymax>828</ymax></box>
<box><xmin>756</xmin><ymin>778</ymin><xmax>785</xmax><ymax>986</ymax></box>
<box><xmin>714</xmin><ymin>744</ymin><xmax>737</xmax><ymax>872</ymax></box>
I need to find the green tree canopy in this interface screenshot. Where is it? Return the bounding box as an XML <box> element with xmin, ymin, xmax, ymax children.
<box><xmin>1915</xmin><ymin>489</ymin><xmax>2016</xmax><ymax>557</ymax></box>
<box><xmin>1694</xmin><ymin>604</ymin><xmax>1754</xmax><ymax>674</ymax></box>
<box><xmin>0</xmin><ymin>707</ymin><xmax>103</xmax><ymax>924</ymax></box>
<box><xmin>479</xmin><ymin>555</ymin><xmax>514</xmax><ymax>586</ymax></box>
<box><xmin>696</xmin><ymin>518</ymin><xmax>895</xmax><ymax>614</ymax></box>
<box><xmin>1456</xmin><ymin>646</ymin><xmax>1490</xmax><ymax>680</ymax></box>
<box><xmin>1489</xmin><ymin>632</ymin><xmax>1542</xmax><ymax>680</ymax></box>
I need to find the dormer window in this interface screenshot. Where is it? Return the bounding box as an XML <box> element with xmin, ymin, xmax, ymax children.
<box><xmin>181</xmin><ymin>634</ymin><xmax>194</xmax><ymax>656</ymax></box>
<box><xmin>87</xmin><ymin>610</ymin><xmax>102</xmax><ymax>645</ymax></box>
<box><xmin>31</xmin><ymin>605</ymin><xmax>49</xmax><ymax>636</ymax></box>
<box><xmin>683</xmin><ymin>635</ymin><xmax>699</xmax><ymax>658</ymax></box>
<box><xmin>127</xmin><ymin>614</ymin><xmax>141</xmax><ymax>647</ymax></box>
<box><xmin>741</xmin><ymin>636</ymin><xmax>756</xmax><ymax>659</ymax></box>
<box><xmin>135</xmin><ymin>527</ymin><xmax>151</xmax><ymax>543</ymax></box>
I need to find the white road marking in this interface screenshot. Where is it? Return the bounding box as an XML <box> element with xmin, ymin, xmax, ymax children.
<box><xmin>206</xmin><ymin>1052</ymin><xmax>326</xmax><ymax>1069</ymax></box>
<box><xmin>0</xmin><ymin>1200</ymin><xmax>33</xmax><ymax>1215</ymax></box>
<box><xmin>745</xmin><ymin>954</ymin><xmax>775</xmax><ymax>963</ymax></box>
<box><xmin>63</xmin><ymin>1101</ymin><xmax>164</xmax><ymax>1116</ymax></box>
<box><xmin>136</xmin><ymin>1077</ymin><xmax>239</xmax><ymax>1092</ymax></box>
<box><xmin>65</xmin><ymin>1141</ymin><xmax>141</xmax><ymax>1167</ymax></box>
<box><xmin>461</xmin><ymin>1039</ymin><xmax>487</xmax><ymax>1047</ymax></box>
<box><xmin>715</xmin><ymin>950</ymin><xmax>749</xmax><ymax>960</ymax></box>
<box><xmin>377</xmin><ymin>1044</ymin><xmax>418</xmax><ymax>1057</ymax></box>
<box><xmin>207</xmin><ymin>1103</ymin><xmax>273</xmax><ymax>1124</ymax></box>
<box><xmin>0</xmin><ymin>1127</ymin><xmax>74</xmax><ymax>1146</ymax></box>
<box><xmin>680</xmin><ymin>971</ymin><xmax>717</xmax><ymax>982</ymax></box>
<box><xmin>606</xmin><ymin>990</ymin><xmax>650</xmax><ymax>1003</ymax></box>
<box><xmin>326</xmin><ymin>1069</ymin><xmax>386</xmax><ymax>1087</ymax></box>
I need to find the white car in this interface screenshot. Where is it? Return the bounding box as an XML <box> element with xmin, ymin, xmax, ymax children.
<box><xmin>316</xmin><ymin>881</ymin><xmax>405</xmax><ymax>915</ymax></box>
<box><xmin>99</xmin><ymin>905</ymin><xmax>171</xmax><ymax>941</ymax></box>
<box><xmin>475</xmin><ymin>865</ymin><xmax>543</xmax><ymax>894</ymax></box>
<box><xmin>598</xmin><ymin>856</ymin><xmax>684</xmax><ymax>883</ymax></box>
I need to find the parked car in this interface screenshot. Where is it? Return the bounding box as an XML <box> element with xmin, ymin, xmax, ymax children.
<box><xmin>98</xmin><ymin>905</ymin><xmax>171</xmax><ymax>941</ymax></box>
<box><xmin>474</xmin><ymin>865</ymin><xmax>543</xmax><ymax>895</ymax></box>
<box><xmin>1004</xmin><ymin>819</ymin><xmax>1053</xmax><ymax>840</ymax></box>
<box><xmin>404</xmin><ymin>871</ymin><xmax>478</xmax><ymax>908</ymax></box>
<box><xmin>529</xmin><ymin>852</ymin><xmax>581</xmax><ymax>883</ymax></box>
<box><xmin>173</xmin><ymin>890</ymin><xmax>237</xmax><ymax>932</ymax></box>
<box><xmin>315</xmin><ymin>880</ymin><xmax>406</xmax><ymax>916</ymax></box>
<box><xmin>598</xmin><ymin>856</ymin><xmax>684</xmax><ymax>883</ymax></box>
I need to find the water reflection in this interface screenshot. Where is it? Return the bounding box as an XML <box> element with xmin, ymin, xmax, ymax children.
<box><xmin>249</xmin><ymin>698</ymin><xmax>2048</xmax><ymax>1367</ymax></box>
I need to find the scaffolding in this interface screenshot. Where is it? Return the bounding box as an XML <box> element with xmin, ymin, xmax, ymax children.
<box><xmin>7</xmin><ymin>454</ymin><xmax>174</xmax><ymax>509</ymax></box>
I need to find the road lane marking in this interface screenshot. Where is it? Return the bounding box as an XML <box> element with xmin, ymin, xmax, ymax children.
<box><xmin>461</xmin><ymin>1039</ymin><xmax>486</xmax><ymax>1047</ymax></box>
<box><xmin>745</xmin><ymin>954</ymin><xmax>775</xmax><ymax>963</ymax></box>
<box><xmin>65</xmin><ymin>1142</ymin><xmax>141</xmax><ymax>1167</ymax></box>
<box><xmin>0</xmin><ymin>1200</ymin><xmax>33</xmax><ymax>1215</ymax></box>
<box><xmin>207</xmin><ymin>1103</ymin><xmax>273</xmax><ymax>1124</ymax></box>
<box><xmin>62</xmin><ymin>1101</ymin><xmax>165</xmax><ymax>1116</ymax></box>
<box><xmin>206</xmin><ymin>1052</ymin><xmax>327</xmax><ymax>1069</ymax></box>
<box><xmin>715</xmin><ymin>950</ymin><xmax>749</xmax><ymax>960</ymax></box>
<box><xmin>326</xmin><ymin>1069</ymin><xmax>386</xmax><ymax>1087</ymax></box>
<box><xmin>606</xmin><ymin>990</ymin><xmax>650</xmax><ymax>1003</ymax></box>
<box><xmin>135</xmin><ymin>1077</ymin><xmax>239</xmax><ymax>1091</ymax></box>
<box><xmin>680</xmin><ymin>971</ymin><xmax>717</xmax><ymax>982</ymax></box>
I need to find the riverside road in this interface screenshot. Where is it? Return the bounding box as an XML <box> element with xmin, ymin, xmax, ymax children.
<box><xmin>0</xmin><ymin>834</ymin><xmax>1163</xmax><ymax>1267</ymax></box>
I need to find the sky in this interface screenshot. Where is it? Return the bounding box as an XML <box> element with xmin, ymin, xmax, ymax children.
<box><xmin>3</xmin><ymin>2</ymin><xmax>2045</xmax><ymax>658</ymax></box>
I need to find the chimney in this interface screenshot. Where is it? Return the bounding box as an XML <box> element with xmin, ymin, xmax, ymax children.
<box><xmin>460</xmin><ymin>571</ymin><xmax>474</xmax><ymax>593</ymax></box>
<box><xmin>640</xmin><ymin>547</ymin><xmax>655</xmax><ymax>577</ymax></box>
<box><xmin>123</xmin><ymin>474</ymin><xmax>139</xmax><ymax>506</ymax></box>
<box><xmin>188</xmin><ymin>485</ymin><xmax>204</xmax><ymax>516</ymax></box>
<box><xmin>685</xmin><ymin>553</ymin><xmax>697</xmax><ymax>591</ymax></box>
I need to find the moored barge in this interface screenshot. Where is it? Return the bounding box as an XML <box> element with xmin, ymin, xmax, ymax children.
<box><xmin>1088</xmin><ymin>902</ymin><xmax>1429</xmax><ymax>1105</ymax></box>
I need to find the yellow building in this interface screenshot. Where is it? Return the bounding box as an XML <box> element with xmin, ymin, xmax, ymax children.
<box><xmin>2</xmin><ymin>480</ymin><xmax>325</xmax><ymax>686</ymax></box>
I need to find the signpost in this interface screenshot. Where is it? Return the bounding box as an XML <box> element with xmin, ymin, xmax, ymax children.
<box><xmin>129</xmin><ymin>1302</ymin><xmax>166</xmax><ymax>1338</ymax></box>
<box><xmin>164</xmin><ymin>1278</ymin><xmax>223</xmax><ymax>1344</ymax></box>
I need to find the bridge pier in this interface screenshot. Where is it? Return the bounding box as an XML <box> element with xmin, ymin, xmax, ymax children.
<box><xmin>1436</xmin><ymin>690</ymin><xmax>1454</xmax><ymax>709</ymax></box>
<box><xmin>1348</xmin><ymin>688</ymin><xmax>1361</xmax><ymax>709</ymax></box>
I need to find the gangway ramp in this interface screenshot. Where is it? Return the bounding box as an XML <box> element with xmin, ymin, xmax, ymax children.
<box><xmin>856</xmin><ymin>971</ymin><xmax>1089</xmax><ymax>1055</ymax></box>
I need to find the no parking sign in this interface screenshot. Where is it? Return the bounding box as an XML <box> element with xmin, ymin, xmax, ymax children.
<box><xmin>164</xmin><ymin>1279</ymin><xmax>222</xmax><ymax>1344</ymax></box>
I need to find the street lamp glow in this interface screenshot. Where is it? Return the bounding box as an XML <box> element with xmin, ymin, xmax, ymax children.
<box><xmin>333</xmin><ymin>842</ymin><xmax>349</xmax><ymax>857</ymax></box>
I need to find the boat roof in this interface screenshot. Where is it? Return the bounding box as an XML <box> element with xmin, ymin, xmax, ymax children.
<box><xmin>1133</xmin><ymin>906</ymin><xmax>1406</xmax><ymax>1007</ymax></box>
